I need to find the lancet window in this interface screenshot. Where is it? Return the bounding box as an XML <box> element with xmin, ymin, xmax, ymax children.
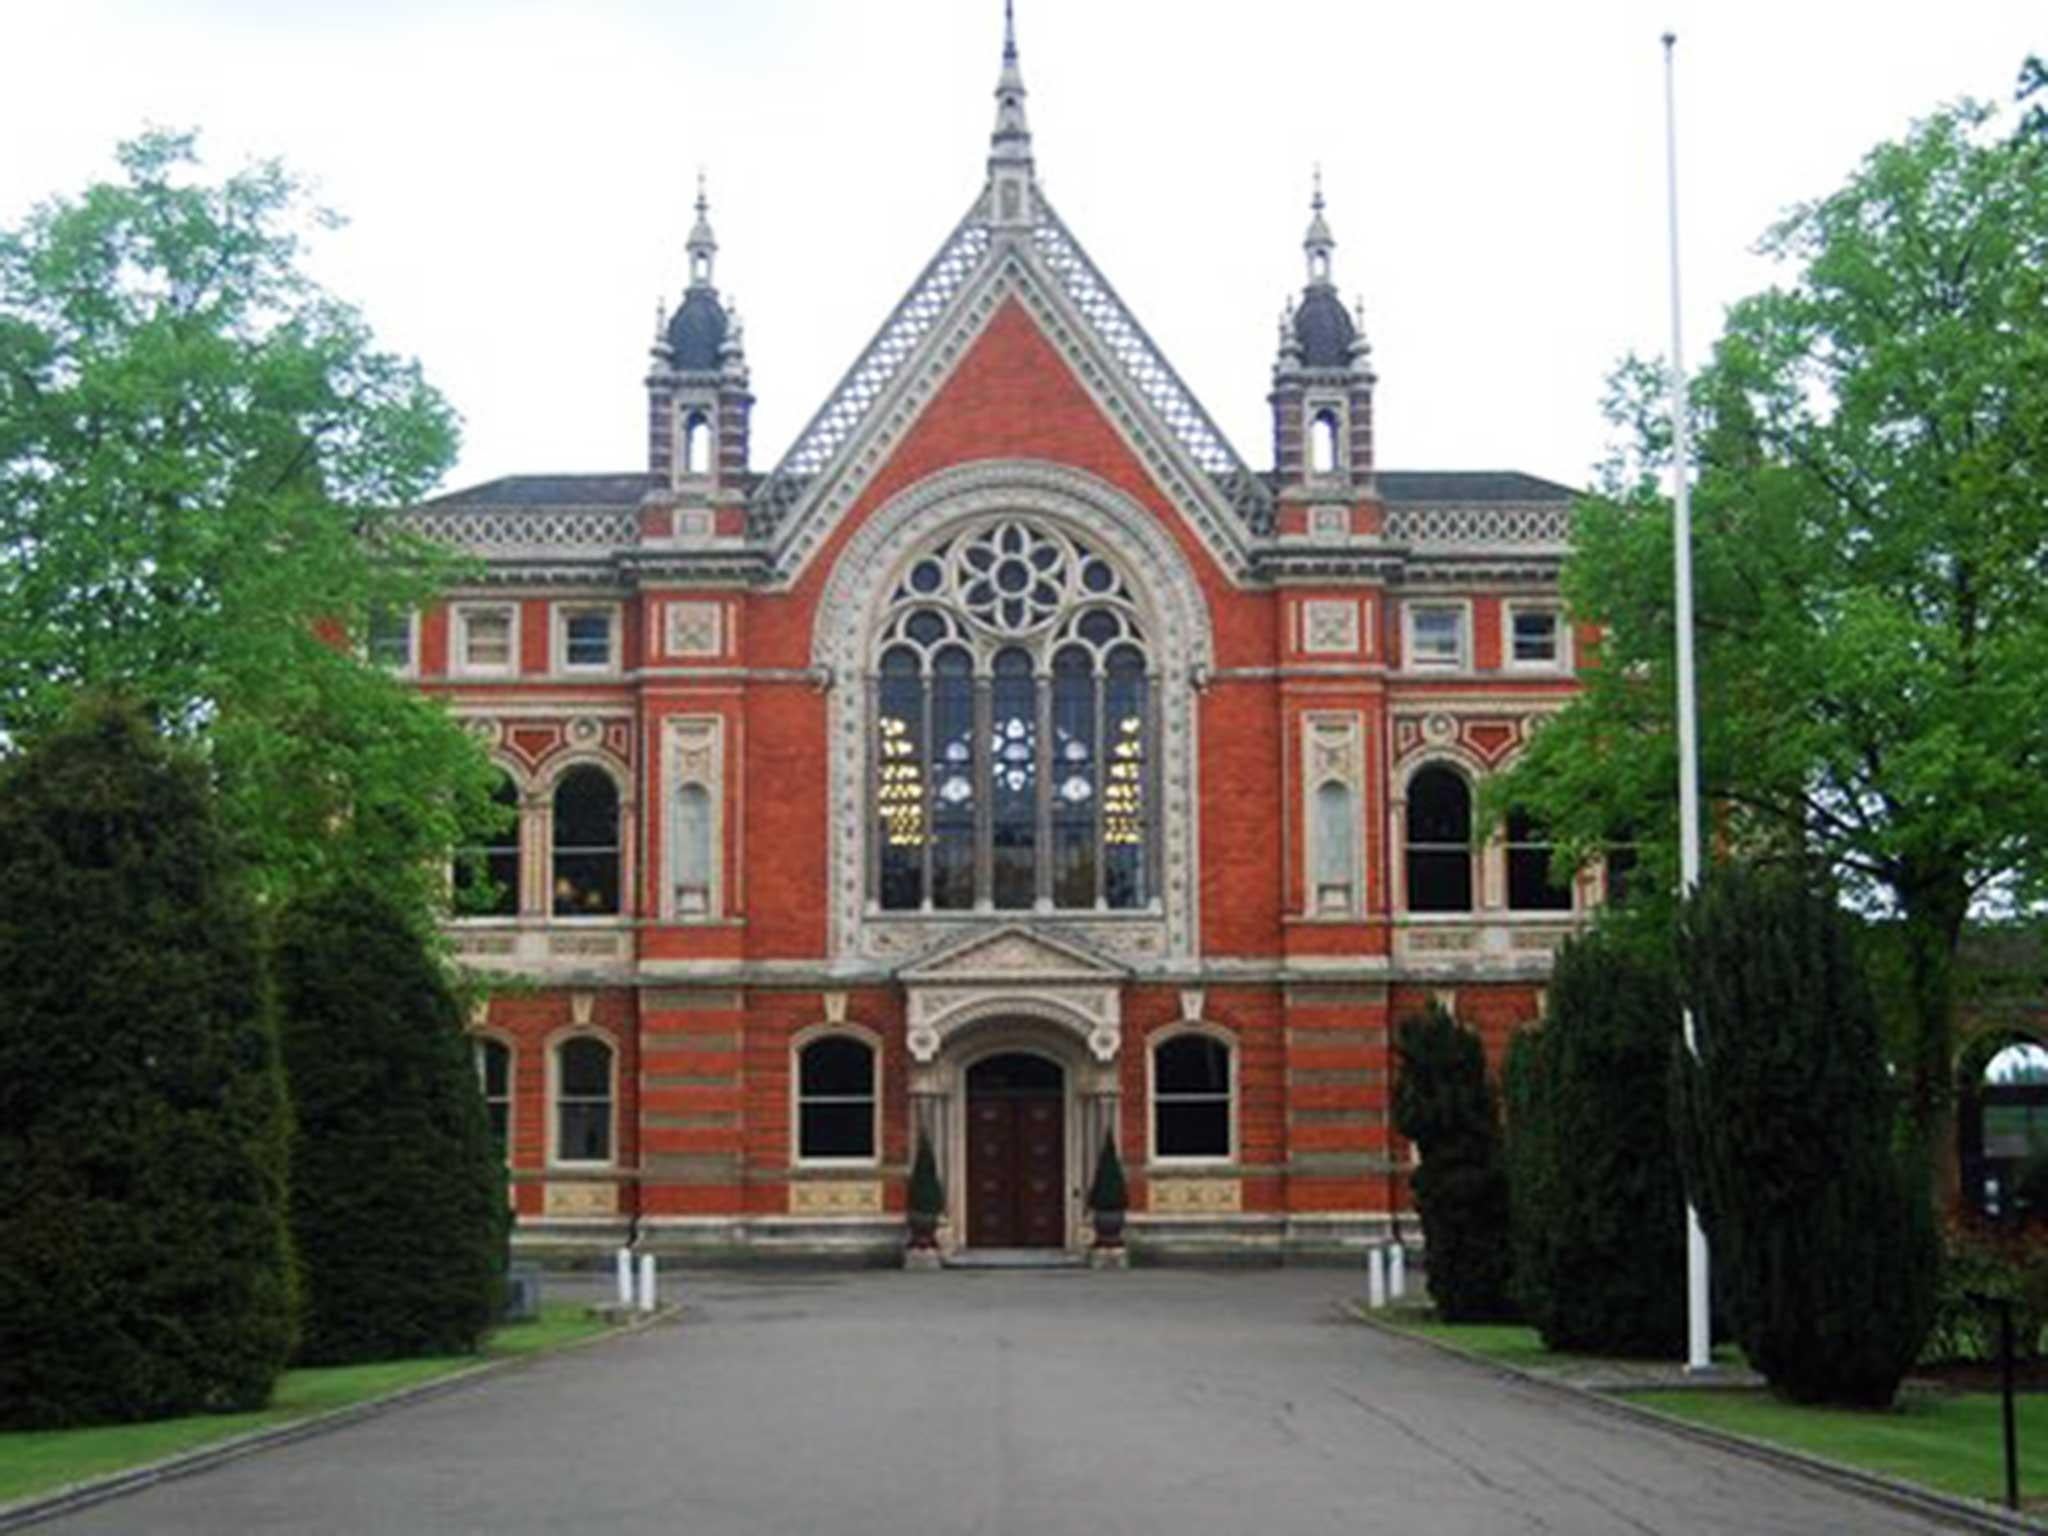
<box><xmin>871</xmin><ymin>518</ymin><xmax>1157</xmax><ymax>913</ymax></box>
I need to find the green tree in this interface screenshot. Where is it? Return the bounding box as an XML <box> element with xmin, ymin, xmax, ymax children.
<box><xmin>275</xmin><ymin>881</ymin><xmax>508</xmax><ymax>1365</ymax></box>
<box><xmin>1504</xmin><ymin>926</ymin><xmax>1689</xmax><ymax>1356</ymax></box>
<box><xmin>1673</xmin><ymin>865</ymin><xmax>1938</xmax><ymax>1406</ymax></box>
<box><xmin>1392</xmin><ymin>1005</ymin><xmax>1516</xmax><ymax>1322</ymax></box>
<box><xmin>0</xmin><ymin>699</ymin><xmax>296</xmax><ymax>1427</ymax></box>
<box><xmin>0</xmin><ymin>131</ymin><xmax>499</xmax><ymax>925</ymax></box>
<box><xmin>1494</xmin><ymin>93</ymin><xmax>2048</xmax><ymax>1145</ymax></box>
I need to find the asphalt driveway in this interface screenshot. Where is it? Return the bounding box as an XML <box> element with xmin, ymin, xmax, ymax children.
<box><xmin>42</xmin><ymin>1267</ymin><xmax>1955</xmax><ymax>1534</ymax></box>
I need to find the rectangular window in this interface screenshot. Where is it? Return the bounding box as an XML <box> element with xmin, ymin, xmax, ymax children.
<box><xmin>1510</xmin><ymin>608</ymin><xmax>1562</xmax><ymax>666</ymax></box>
<box><xmin>367</xmin><ymin>605</ymin><xmax>413</xmax><ymax>671</ymax></box>
<box><xmin>1408</xmin><ymin>605</ymin><xmax>1464</xmax><ymax>668</ymax></box>
<box><xmin>561</xmin><ymin>608</ymin><xmax>615</xmax><ymax>670</ymax></box>
<box><xmin>459</xmin><ymin>607</ymin><xmax>515</xmax><ymax>673</ymax></box>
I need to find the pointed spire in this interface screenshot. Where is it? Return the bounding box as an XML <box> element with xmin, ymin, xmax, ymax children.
<box><xmin>1305</xmin><ymin>168</ymin><xmax>1335</xmax><ymax>287</ymax></box>
<box><xmin>989</xmin><ymin>0</ymin><xmax>1034</xmax><ymax>172</ymax></box>
<box><xmin>687</xmin><ymin>171</ymin><xmax>717</xmax><ymax>289</ymax></box>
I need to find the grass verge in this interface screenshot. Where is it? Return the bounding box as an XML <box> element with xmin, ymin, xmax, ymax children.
<box><xmin>1626</xmin><ymin>1388</ymin><xmax>2046</xmax><ymax>1509</ymax></box>
<box><xmin>0</xmin><ymin>1301</ymin><xmax>614</xmax><ymax>1505</ymax></box>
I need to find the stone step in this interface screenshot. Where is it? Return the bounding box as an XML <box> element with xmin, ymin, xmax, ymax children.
<box><xmin>941</xmin><ymin>1248</ymin><xmax>1086</xmax><ymax>1271</ymax></box>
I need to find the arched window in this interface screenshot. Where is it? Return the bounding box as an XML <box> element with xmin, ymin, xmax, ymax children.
<box><xmin>1154</xmin><ymin>1035</ymin><xmax>1232</xmax><ymax>1160</ymax></box>
<box><xmin>798</xmin><ymin>1036</ymin><xmax>877</xmax><ymax>1162</ymax></box>
<box><xmin>1313</xmin><ymin>780</ymin><xmax>1355</xmax><ymax>913</ymax></box>
<box><xmin>1310</xmin><ymin>409</ymin><xmax>1341</xmax><ymax>475</ymax></box>
<box><xmin>673</xmin><ymin>783</ymin><xmax>712</xmax><ymax>916</ymax></box>
<box><xmin>1506</xmin><ymin>809</ymin><xmax>1573</xmax><ymax>912</ymax></box>
<box><xmin>455</xmin><ymin>772</ymin><xmax>521</xmax><ymax>918</ymax></box>
<box><xmin>475</xmin><ymin>1038</ymin><xmax>512</xmax><ymax>1158</ymax></box>
<box><xmin>870</xmin><ymin>520</ymin><xmax>1155</xmax><ymax>913</ymax></box>
<box><xmin>552</xmin><ymin>767</ymin><xmax>620</xmax><ymax>917</ymax></box>
<box><xmin>1962</xmin><ymin>1040</ymin><xmax>2048</xmax><ymax>1218</ymax></box>
<box><xmin>555</xmin><ymin>1037</ymin><xmax>613</xmax><ymax>1164</ymax></box>
<box><xmin>681</xmin><ymin>412</ymin><xmax>712</xmax><ymax>476</ymax></box>
<box><xmin>1406</xmin><ymin>766</ymin><xmax>1473</xmax><ymax>913</ymax></box>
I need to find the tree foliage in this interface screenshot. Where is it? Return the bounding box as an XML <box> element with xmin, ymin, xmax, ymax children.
<box><xmin>275</xmin><ymin>881</ymin><xmax>508</xmax><ymax>1366</ymax></box>
<box><xmin>1392</xmin><ymin>1005</ymin><xmax>1516</xmax><ymax>1322</ymax></box>
<box><xmin>0</xmin><ymin>131</ymin><xmax>498</xmax><ymax>925</ymax></box>
<box><xmin>1504</xmin><ymin>927</ymin><xmax>1688</xmax><ymax>1356</ymax></box>
<box><xmin>1492</xmin><ymin>94</ymin><xmax>2048</xmax><ymax>1142</ymax></box>
<box><xmin>1673</xmin><ymin>865</ymin><xmax>1939</xmax><ymax>1406</ymax></box>
<box><xmin>0</xmin><ymin>698</ymin><xmax>296</xmax><ymax>1427</ymax></box>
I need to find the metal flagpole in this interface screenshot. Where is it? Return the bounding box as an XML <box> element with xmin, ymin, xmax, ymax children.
<box><xmin>1662</xmin><ymin>30</ymin><xmax>1713</xmax><ymax>1376</ymax></box>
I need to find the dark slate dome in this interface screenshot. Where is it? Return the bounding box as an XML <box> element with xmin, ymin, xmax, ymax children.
<box><xmin>665</xmin><ymin>288</ymin><xmax>729</xmax><ymax>372</ymax></box>
<box><xmin>1294</xmin><ymin>287</ymin><xmax>1356</xmax><ymax>368</ymax></box>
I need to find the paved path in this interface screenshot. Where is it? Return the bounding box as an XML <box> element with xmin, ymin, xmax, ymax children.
<box><xmin>47</xmin><ymin>1268</ymin><xmax>1952</xmax><ymax>1535</ymax></box>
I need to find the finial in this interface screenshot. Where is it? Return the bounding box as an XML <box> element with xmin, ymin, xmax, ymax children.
<box><xmin>687</xmin><ymin>172</ymin><xmax>718</xmax><ymax>288</ymax></box>
<box><xmin>1005</xmin><ymin>0</ymin><xmax>1017</xmax><ymax>61</ymax></box>
<box><xmin>1313</xmin><ymin>163</ymin><xmax>1324</xmax><ymax>211</ymax></box>
<box><xmin>986</xmin><ymin>0</ymin><xmax>1036</xmax><ymax>221</ymax></box>
<box><xmin>1304</xmin><ymin>170</ymin><xmax>1336</xmax><ymax>287</ymax></box>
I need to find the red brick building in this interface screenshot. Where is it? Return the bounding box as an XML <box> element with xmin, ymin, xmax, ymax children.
<box><xmin>400</xmin><ymin>19</ymin><xmax>1591</xmax><ymax>1262</ymax></box>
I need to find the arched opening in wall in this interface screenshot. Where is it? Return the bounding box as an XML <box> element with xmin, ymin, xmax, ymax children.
<box><xmin>554</xmin><ymin>1037</ymin><xmax>614</xmax><ymax>1165</ymax></box>
<box><xmin>1153</xmin><ymin>1035</ymin><xmax>1232</xmax><ymax>1160</ymax></box>
<box><xmin>1310</xmin><ymin>409</ymin><xmax>1341</xmax><ymax>476</ymax></box>
<box><xmin>681</xmin><ymin>413</ymin><xmax>713</xmax><ymax>476</ymax></box>
<box><xmin>1505</xmin><ymin>808</ymin><xmax>1573</xmax><ymax>912</ymax></box>
<box><xmin>797</xmin><ymin>1036</ymin><xmax>877</xmax><ymax>1162</ymax></box>
<box><xmin>1405</xmin><ymin>766</ymin><xmax>1474</xmax><ymax>913</ymax></box>
<box><xmin>552</xmin><ymin>767</ymin><xmax>621</xmax><ymax>916</ymax></box>
<box><xmin>1959</xmin><ymin>1038</ymin><xmax>2048</xmax><ymax>1219</ymax></box>
<box><xmin>966</xmin><ymin>1052</ymin><xmax>1065</xmax><ymax>1249</ymax></box>
<box><xmin>454</xmin><ymin>772</ymin><xmax>521</xmax><ymax>918</ymax></box>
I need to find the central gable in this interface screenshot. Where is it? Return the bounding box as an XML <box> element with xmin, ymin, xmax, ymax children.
<box><xmin>765</xmin><ymin>212</ymin><xmax>1265</xmax><ymax>589</ymax></box>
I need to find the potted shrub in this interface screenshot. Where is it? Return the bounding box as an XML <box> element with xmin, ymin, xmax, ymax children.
<box><xmin>907</xmin><ymin>1133</ymin><xmax>944</xmax><ymax>1250</ymax></box>
<box><xmin>1087</xmin><ymin>1131</ymin><xmax>1128</xmax><ymax>1248</ymax></box>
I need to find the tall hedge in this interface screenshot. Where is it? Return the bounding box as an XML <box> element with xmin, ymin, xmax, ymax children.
<box><xmin>0</xmin><ymin>700</ymin><xmax>296</xmax><ymax>1427</ymax></box>
<box><xmin>275</xmin><ymin>882</ymin><xmax>507</xmax><ymax>1365</ymax></box>
<box><xmin>1673</xmin><ymin>865</ymin><xmax>1938</xmax><ymax>1406</ymax></box>
<box><xmin>1393</xmin><ymin>1004</ymin><xmax>1516</xmax><ymax>1321</ymax></box>
<box><xmin>1504</xmin><ymin>928</ymin><xmax>1688</xmax><ymax>1356</ymax></box>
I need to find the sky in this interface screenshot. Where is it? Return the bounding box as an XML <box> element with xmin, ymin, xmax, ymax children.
<box><xmin>2</xmin><ymin>1</ymin><xmax>2038</xmax><ymax>496</ymax></box>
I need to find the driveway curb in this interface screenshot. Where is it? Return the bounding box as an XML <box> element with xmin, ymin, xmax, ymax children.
<box><xmin>1346</xmin><ymin>1304</ymin><xmax>2044</xmax><ymax>1536</ymax></box>
<box><xmin>0</xmin><ymin>1307</ymin><xmax>675</xmax><ymax>1534</ymax></box>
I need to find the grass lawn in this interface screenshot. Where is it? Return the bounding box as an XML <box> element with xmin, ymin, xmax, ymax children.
<box><xmin>1385</xmin><ymin>1316</ymin><xmax>1561</xmax><ymax>1371</ymax></box>
<box><xmin>0</xmin><ymin>1301</ymin><xmax>615</xmax><ymax>1506</ymax></box>
<box><xmin>1627</xmin><ymin>1388</ymin><xmax>2047</xmax><ymax>1509</ymax></box>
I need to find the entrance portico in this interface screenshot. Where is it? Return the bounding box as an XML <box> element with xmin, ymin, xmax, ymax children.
<box><xmin>898</xmin><ymin>926</ymin><xmax>1126</xmax><ymax>1255</ymax></box>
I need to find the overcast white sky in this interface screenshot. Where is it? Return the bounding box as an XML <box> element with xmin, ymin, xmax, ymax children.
<box><xmin>3</xmin><ymin>1</ymin><xmax>2039</xmax><ymax>494</ymax></box>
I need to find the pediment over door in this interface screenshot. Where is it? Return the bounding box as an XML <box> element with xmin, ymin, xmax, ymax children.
<box><xmin>897</xmin><ymin>924</ymin><xmax>1127</xmax><ymax>1064</ymax></box>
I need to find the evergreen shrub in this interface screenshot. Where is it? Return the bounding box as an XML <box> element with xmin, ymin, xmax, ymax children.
<box><xmin>275</xmin><ymin>881</ymin><xmax>508</xmax><ymax>1365</ymax></box>
<box><xmin>1393</xmin><ymin>1004</ymin><xmax>1516</xmax><ymax>1321</ymax></box>
<box><xmin>1504</xmin><ymin>928</ymin><xmax>1689</xmax><ymax>1356</ymax></box>
<box><xmin>908</xmin><ymin>1133</ymin><xmax>944</xmax><ymax>1217</ymax></box>
<box><xmin>1088</xmin><ymin>1131</ymin><xmax>1128</xmax><ymax>1213</ymax></box>
<box><xmin>0</xmin><ymin>699</ymin><xmax>296</xmax><ymax>1427</ymax></box>
<box><xmin>1673</xmin><ymin>865</ymin><xmax>1939</xmax><ymax>1406</ymax></box>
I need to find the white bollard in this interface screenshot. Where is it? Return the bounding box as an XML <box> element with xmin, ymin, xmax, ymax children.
<box><xmin>1389</xmin><ymin>1243</ymin><xmax>1407</xmax><ymax>1302</ymax></box>
<box><xmin>615</xmin><ymin>1247</ymin><xmax>633</xmax><ymax>1308</ymax></box>
<box><xmin>637</xmin><ymin>1252</ymin><xmax>658</xmax><ymax>1314</ymax></box>
<box><xmin>1367</xmin><ymin>1245</ymin><xmax>1387</xmax><ymax>1310</ymax></box>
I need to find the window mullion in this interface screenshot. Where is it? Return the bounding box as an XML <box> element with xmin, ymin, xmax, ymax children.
<box><xmin>1034</xmin><ymin>656</ymin><xmax>1053</xmax><ymax>911</ymax></box>
<box><xmin>1144</xmin><ymin>671</ymin><xmax>1162</xmax><ymax>906</ymax></box>
<box><xmin>919</xmin><ymin>668</ymin><xmax>934</xmax><ymax>912</ymax></box>
<box><xmin>973</xmin><ymin>668</ymin><xmax>993</xmax><ymax>909</ymax></box>
<box><xmin>1092</xmin><ymin>667</ymin><xmax>1107</xmax><ymax>910</ymax></box>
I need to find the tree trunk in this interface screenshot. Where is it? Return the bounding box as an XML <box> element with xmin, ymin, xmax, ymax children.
<box><xmin>1900</xmin><ymin>864</ymin><xmax>1971</xmax><ymax>1160</ymax></box>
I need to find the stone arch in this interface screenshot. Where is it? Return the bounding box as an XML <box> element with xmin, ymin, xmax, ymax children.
<box><xmin>814</xmin><ymin>460</ymin><xmax>1211</xmax><ymax>963</ymax></box>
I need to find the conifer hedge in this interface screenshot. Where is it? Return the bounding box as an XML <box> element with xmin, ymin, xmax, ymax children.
<box><xmin>0</xmin><ymin>700</ymin><xmax>296</xmax><ymax>1427</ymax></box>
<box><xmin>274</xmin><ymin>882</ymin><xmax>508</xmax><ymax>1365</ymax></box>
<box><xmin>1504</xmin><ymin>928</ymin><xmax>1688</xmax><ymax>1355</ymax></box>
<box><xmin>1393</xmin><ymin>1005</ymin><xmax>1517</xmax><ymax>1321</ymax></box>
<box><xmin>1673</xmin><ymin>865</ymin><xmax>1938</xmax><ymax>1406</ymax></box>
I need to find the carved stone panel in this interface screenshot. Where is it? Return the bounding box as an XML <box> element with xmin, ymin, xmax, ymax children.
<box><xmin>1149</xmin><ymin>1177</ymin><xmax>1242</xmax><ymax>1215</ymax></box>
<box><xmin>789</xmin><ymin>1181</ymin><xmax>884</xmax><ymax>1217</ymax></box>
<box><xmin>544</xmin><ymin>1182</ymin><xmax>620</xmax><ymax>1218</ymax></box>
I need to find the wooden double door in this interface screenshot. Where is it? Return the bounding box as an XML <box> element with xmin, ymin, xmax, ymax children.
<box><xmin>965</xmin><ymin>1054</ymin><xmax>1066</xmax><ymax>1249</ymax></box>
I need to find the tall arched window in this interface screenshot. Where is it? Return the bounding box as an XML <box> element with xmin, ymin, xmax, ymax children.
<box><xmin>1310</xmin><ymin>409</ymin><xmax>1341</xmax><ymax>475</ymax></box>
<box><xmin>798</xmin><ymin>1036</ymin><xmax>877</xmax><ymax>1162</ymax></box>
<box><xmin>681</xmin><ymin>412</ymin><xmax>712</xmax><ymax>475</ymax></box>
<box><xmin>1406</xmin><ymin>766</ymin><xmax>1473</xmax><ymax>913</ymax></box>
<box><xmin>552</xmin><ymin>767</ymin><xmax>620</xmax><ymax>916</ymax></box>
<box><xmin>1506</xmin><ymin>808</ymin><xmax>1573</xmax><ymax>912</ymax></box>
<box><xmin>475</xmin><ymin>1038</ymin><xmax>512</xmax><ymax>1158</ymax></box>
<box><xmin>673</xmin><ymin>783</ymin><xmax>712</xmax><ymax>916</ymax></box>
<box><xmin>1154</xmin><ymin>1034</ymin><xmax>1232</xmax><ymax>1160</ymax></box>
<box><xmin>455</xmin><ymin>772</ymin><xmax>521</xmax><ymax>918</ymax></box>
<box><xmin>555</xmin><ymin>1037</ymin><xmax>613</xmax><ymax>1164</ymax></box>
<box><xmin>870</xmin><ymin>520</ymin><xmax>1156</xmax><ymax>913</ymax></box>
<box><xmin>1312</xmin><ymin>780</ymin><xmax>1356</xmax><ymax>913</ymax></box>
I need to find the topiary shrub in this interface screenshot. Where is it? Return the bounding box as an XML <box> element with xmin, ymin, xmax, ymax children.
<box><xmin>908</xmin><ymin>1133</ymin><xmax>945</xmax><ymax>1218</ymax></box>
<box><xmin>1504</xmin><ymin>927</ymin><xmax>1689</xmax><ymax>1356</ymax></box>
<box><xmin>0</xmin><ymin>698</ymin><xmax>296</xmax><ymax>1427</ymax></box>
<box><xmin>275</xmin><ymin>881</ymin><xmax>508</xmax><ymax>1365</ymax></box>
<box><xmin>1393</xmin><ymin>1004</ymin><xmax>1516</xmax><ymax>1322</ymax></box>
<box><xmin>1673</xmin><ymin>864</ymin><xmax>1939</xmax><ymax>1406</ymax></box>
<box><xmin>1088</xmin><ymin>1131</ymin><xmax>1128</xmax><ymax>1214</ymax></box>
